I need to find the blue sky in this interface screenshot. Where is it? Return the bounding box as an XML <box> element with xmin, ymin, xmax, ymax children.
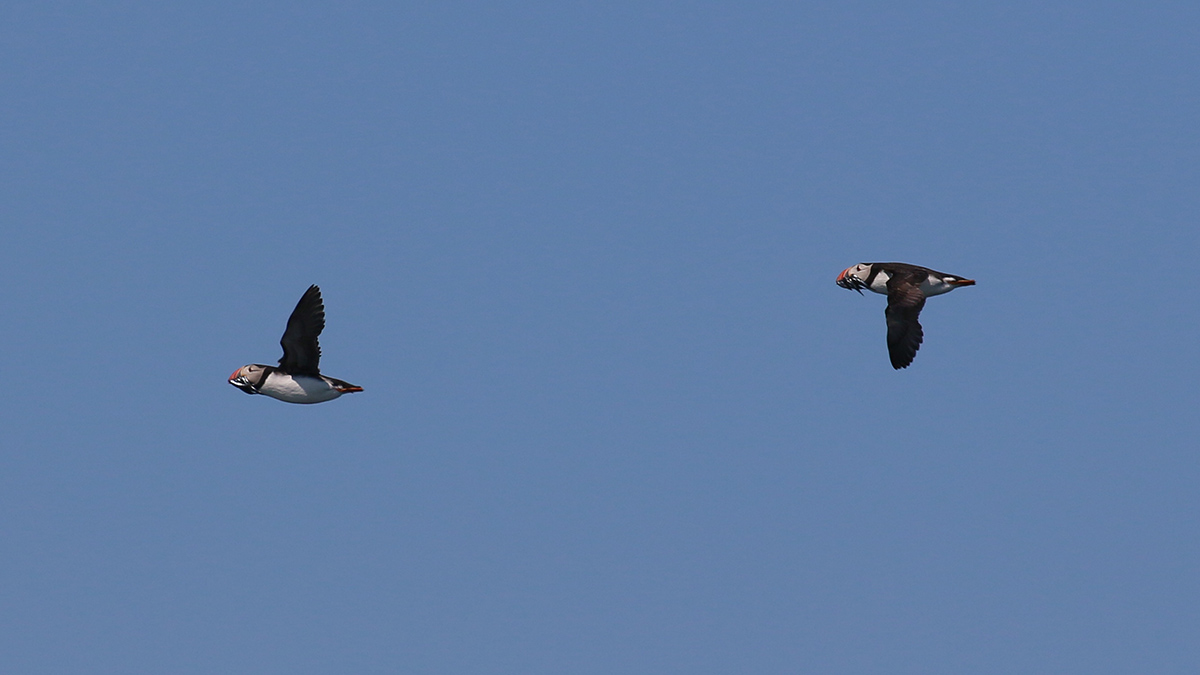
<box><xmin>3</xmin><ymin>2</ymin><xmax>1199</xmax><ymax>673</ymax></box>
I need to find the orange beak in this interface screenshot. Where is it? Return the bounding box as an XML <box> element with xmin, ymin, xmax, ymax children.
<box><xmin>836</xmin><ymin>268</ymin><xmax>849</xmax><ymax>283</ymax></box>
<box><xmin>229</xmin><ymin>367</ymin><xmax>243</xmax><ymax>381</ymax></box>
<box><xmin>951</xmin><ymin>278</ymin><xmax>976</xmax><ymax>286</ymax></box>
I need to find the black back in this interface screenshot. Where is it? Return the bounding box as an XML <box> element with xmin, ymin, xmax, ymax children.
<box><xmin>865</xmin><ymin>262</ymin><xmax>934</xmax><ymax>288</ymax></box>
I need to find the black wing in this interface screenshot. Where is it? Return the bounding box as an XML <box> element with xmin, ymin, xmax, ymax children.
<box><xmin>278</xmin><ymin>285</ymin><xmax>325</xmax><ymax>376</ymax></box>
<box><xmin>884</xmin><ymin>273</ymin><xmax>926</xmax><ymax>370</ymax></box>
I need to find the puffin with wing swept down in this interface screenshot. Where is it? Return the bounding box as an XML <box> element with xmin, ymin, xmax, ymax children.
<box><xmin>229</xmin><ymin>285</ymin><xmax>363</xmax><ymax>403</ymax></box>
<box><xmin>836</xmin><ymin>262</ymin><xmax>975</xmax><ymax>369</ymax></box>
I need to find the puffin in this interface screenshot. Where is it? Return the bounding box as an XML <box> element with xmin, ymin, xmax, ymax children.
<box><xmin>836</xmin><ymin>262</ymin><xmax>975</xmax><ymax>369</ymax></box>
<box><xmin>229</xmin><ymin>285</ymin><xmax>363</xmax><ymax>403</ymax></box>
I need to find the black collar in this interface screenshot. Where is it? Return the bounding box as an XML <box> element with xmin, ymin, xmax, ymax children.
<box><xmin>253</xmin><ymin>366</ymin><xmax>275</xmax><ymax>393</ymax></box>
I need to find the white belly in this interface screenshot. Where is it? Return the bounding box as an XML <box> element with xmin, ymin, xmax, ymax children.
<box><xmin>919</xmin><ymin>277</ymin><xmax>956</xmax><ymax>296</ymax></box>
<box><xmin>259</xmin><ymin>372</ymin><xmax>342</xmax><ymax>404</ymax></box>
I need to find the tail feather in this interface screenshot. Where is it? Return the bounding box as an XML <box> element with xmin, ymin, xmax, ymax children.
<box><xmin>326</xmin><ymin>376</ymin><xmax>363</xmax><ymax>393</ymax></box>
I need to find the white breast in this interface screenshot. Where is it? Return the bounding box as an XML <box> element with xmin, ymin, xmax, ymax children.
<box><xmin>867</xmin><ymin>271</ymin><xmax>891</xmax><ymax>295</ymax></box>
<box><xmin>259</xmin><ymin>372</ymin><xmax>343</xmax><ymax>404</ymax></box>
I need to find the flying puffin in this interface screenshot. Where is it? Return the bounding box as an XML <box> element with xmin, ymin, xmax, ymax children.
<box><xmin>836</xmin><ymin>262</ymin><xmax>975</xmax><ymax>369</ymax></box>
<box><xmin>229</xmin><ymin>285</ymin><xmax>363</xmax><ymax>403</ymax></box>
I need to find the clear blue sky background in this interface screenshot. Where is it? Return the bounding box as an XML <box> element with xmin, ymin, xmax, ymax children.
<box><xmin>3</xmin><ymin>2</ymin><xmax>1198</xmax><ymax>673</ymax></box>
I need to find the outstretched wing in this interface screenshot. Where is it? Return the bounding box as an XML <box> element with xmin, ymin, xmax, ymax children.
<box><xmin>884</xmin><ymin>273</ymin><xmax>926</xmax><ymax>370</ymax></box>
<box><xmin>279</xmin><ymin>285</ymin><xmax>325</xmax><ymax>376</ymax></box>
